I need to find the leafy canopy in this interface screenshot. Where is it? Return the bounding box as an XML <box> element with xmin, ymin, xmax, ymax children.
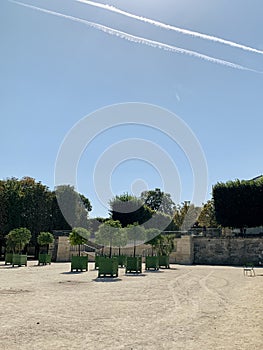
<box><xmin>141</xmin><ymin>188</ymin><xmax>175</xmax><ymax>216</ymax></box>
<box><xmin>109</xmin><ymin>193</ymin><xmax>153</xmax><ymax>227</ymax></box>
<box><xmin>213</xmin><ymin>178</ymin><xmax>263</xmax><ymax>228</ymax></box>
<box><xmin>37</xmin><ymin>232</ymin><xmax>54</xmax><ymax>246</ymax></box>
<box><xmin>69</xmin><ymin>227</ymin><xmax>91</xmax><ymax>246</ymax></box>
<box><xmin>6</xmin><ymin>227</ymin><xmax>31</xmax><ymax>253</ymax></box>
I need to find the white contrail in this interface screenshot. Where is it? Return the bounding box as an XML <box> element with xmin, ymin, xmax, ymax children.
<box><xmin>9</xmin><ymin>1</ymin><xmax>261</xmax><ymax>73</ymax></box>
<box><xmin>78</xmin><ymin>0</ymin><xmax>263</xmax><ymax>56</ymax></box>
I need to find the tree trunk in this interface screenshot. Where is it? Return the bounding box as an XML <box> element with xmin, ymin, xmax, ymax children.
<box><xmin>119</xmin><ymin>246</ymin><xmax>121</xmax><ymax>256</ymax></box>
<box><xmin>78</xmin><ymin>244</ymin><xmax>81</xmax><ymax>256</ymax></box>
<box><xmin>133</xmin><ymin>242</ymin><xmax>136</xmax><ymax>257</ymax></box>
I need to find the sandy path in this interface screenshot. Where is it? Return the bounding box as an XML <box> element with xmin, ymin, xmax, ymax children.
<box><xmin>0</xmin><ymin>262</ymin><xmax>262</xmax><ymax>350</ymax></box>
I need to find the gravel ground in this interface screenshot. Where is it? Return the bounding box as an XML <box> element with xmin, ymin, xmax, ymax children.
<box><xmin>0</xmin><ymin>261</ymin><xmax>262</xmax><ymax>350</ymax></box>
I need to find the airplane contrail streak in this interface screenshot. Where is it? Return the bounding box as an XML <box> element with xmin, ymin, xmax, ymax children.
<box><xmin>9</xmin><ymin>1</ymin><xmax>261</xmax><ymax>73</ymax></box>
<box><xmin>77</xmin><ymin>0</ymin><xmax>263</xmax><ymax>56</ymax></box>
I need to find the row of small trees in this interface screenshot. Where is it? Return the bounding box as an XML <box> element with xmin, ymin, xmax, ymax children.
<box><xmin>0</xmin><ymin>179</ymin><xmax>203</xmax><ymax>256</ymax></box>
<box><xmin>5</xmin><ymin>228</ymin><xmax>54</xmax><ymax>254</ymax></box>
<box><xmin>2</xmin><ymin>176</ymin><xmax>262</xmax><ymax>257</ymax></box>
<box><xmin>69</xmin><ymin>221</ymin><xmax>175</xmax><ymax>258</ymax></box>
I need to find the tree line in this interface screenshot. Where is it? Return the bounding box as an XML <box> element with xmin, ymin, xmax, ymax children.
<box><xmin>0</xmin><ymin>177</ymin><xmax>92</xmax><ymax>253</ymax></box>
<box><xmin>213</xmin><ymin>177</ymin><xmax>263</xmax><ymax>231</ymax></box>
<box><xmin>2</xmin><ymin>175</ymin><xmax>261</xmax><ymax>255</ymax></box>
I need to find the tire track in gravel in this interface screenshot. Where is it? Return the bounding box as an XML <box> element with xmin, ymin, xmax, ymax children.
<box><xmin>167</xmin><ymin>270</ymin><xmax>231</xmax><ymax>327</ymax></box>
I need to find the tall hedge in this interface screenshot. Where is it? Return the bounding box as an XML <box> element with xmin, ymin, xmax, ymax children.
<box><xmin>213</xmin><ymin>178</ymin><xmax>263</xmax><ymax>228</ymax></box>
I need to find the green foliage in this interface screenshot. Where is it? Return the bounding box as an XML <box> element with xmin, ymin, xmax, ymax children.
<box><xmin>55</xmin><ymin>185</ymin><xmax>91</xmax><ymax>229</ymax></box>
<box><xmin>19</xmin><ymin>177</ymin><xmax>52</xmax><ymax>244</ymax></box>
<box><xmin>0</xmin><ymin>178</ymin><xmax>92</xmax><ymax>250</ymax></box>
<box><xmin>172</xmin><ymin>201</ymin><xmax>201</xmax><ymax>231</ymax></box>
<box><xmin>95</xmin><ymin>220</ymin><xmax>122</xmax><ymax>257</ymax></box>
<box><xmin>37</xmin><ymin>232</ymin><xmax>54</xmax><ymax>246</ymax></box>
<box><xmin>213</xmin><ymin>178</ymin><xmax>263</xmax><ymax>228</ymax></box>
<box><xmin>114</xmin><ymin>228</ymin><xmax>128</xmax><ymax>248</ymax></box>
<box><xmin>172</xmin><ymin>201</ymin><xmax>190</xmax><ymax>229</ymax></box>
<box><xmin>50</xmin><ymin>192</ymin><xmax>71</xmax><ymax>231</ymax></box>
<box><xmin>146</xmin><ymin>232</ymin><xmax>175</xmax><ymax>256</ymax></box>
<box><xmin>69</xmin><ymin>227</ymin><xmax>90</xmax><ymax>245</ymax></box>
<box><xmin>141</xmin><ymin>188</ymin><xmax>175</xmax><ymax>216</ymax></box>
<box><xmin>87</xmin><ymin>217</ymin><xmax>107</xmax><ymax>237</ymax></box>
<box><xmin>37</xmin><ymin>232</ymin><xmax>54</xmax><ymax>254</ymax></box>
<box><xmin>125</xmin><ymin>223</ymin><xmax>146</xmax><ymax>256</ymax></box>
<box><xmin>79</xmin><ymin>194</ymin><xmax>92</xmax><ymax>212</ymax></box>
<box><xmin>157</xmin><ymin>235</ymin><xmax>175</xmax><ymax>256</ymax></box>
<box><xmin>145</xmin><ymin>228</ymin><xmax>161</xmax><ymax>243</ymax></box>
<box><xmin>69</xmin><ymin>227</ymin><xmax>91</xmax><ymax>256</ymax></box>
<box><xmin>6</xmin><ymin>227</ymin><xmax>31</xmax><ymax>254</ymax></box>
<box><xmin>125</xmin><ymin>223</ymin><xmax>146</xmax><ymax>242</ymax></box>
<box><xmin>198</xmin><ymin>200</ymin><xmax>218</xmax><ymax>227</ymax></box>
<box><xmin>145</xmin><ymin>228</ymin><xmax>161</xmax><ymax>255</ymax></box>
<box><xmin>143</xmin><ymin>211</ymin><xmax>177</xmax><ymax>231</ymax></box>
<box><xmin>109</xmin><ymin>193</ymin><xmax>153</xmax><ymax>227</ymax></box>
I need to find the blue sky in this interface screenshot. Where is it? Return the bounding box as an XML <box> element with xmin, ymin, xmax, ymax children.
<box><xmin>1</xmin><ymin>0</ymin><xmax>262</xmax><ymax>217</ymax></box>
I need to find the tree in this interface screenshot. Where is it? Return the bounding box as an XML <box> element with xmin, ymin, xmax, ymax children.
<box><xmin>125</xmin><ymin>223</ymin><xmax>146</xmax><ymax>257</ymax></box>
<box><xmin>19</xmin><ymin>177</ymin><xmax>53</xmax><ymax>246</ymax></box>
<box><xmin>50</xmin><ymin>192</ymin><xmax>72</xmax><ymax>231</ymax></box>
<box><xmin>141</xmin><ymin>188</ymin><xmax>176</xmax><ymax>216</ymax></box>
<box><xmin>172</xmin><ymin>201</ymin><xmax>201</xmax><ymax>231</ymax></box>
<box><xmin>6</xmin><ymin>227</ymin><xmax>31</xmax><ymax>254</ymax></box>
<box><xmin>0</xmin><ymin>177</ymin><xmax>93</xmax><ymax>257</ymax></box>
<box><xmin>1</xmin><ymin>178</ymin><xmax>23</xmax><ymax>234</ymax></box>
<box><xmin>95</xmin><ymin>220</ymin><xmax>122</xmax><ymax>257</ymax></box>
<box><xmin>114</xmin><ymin>228</ymin><xmax>128</xmax><ymax>256</ymax></box>
<box><xmin>0</xmin><ymin>180</ymin><xmax>8</xmax><ymax>256</ymax></box>
<box><xmin>145</xmin><ymin>230</ymin><xmax>175</xmax><ymax>256</ymax></box>
<box><xmin>0</xmin><ymin>177</ymin><xmax>53</xmax><ymax>244</ymax></box>
<box><xmin>87</xmin><ymin>217</ymin><xmax>107</xmax><ymax>238</ymax></box>
<box><xmin>69</xmin><ymin>227</ymin><xmax>90</xmax><ymax>256</ymax></box>
<box><xmin>55</xmin><ymin>185</ymin><xmax>92</xmax><ymax>229</ymax></box>
<box><xmin>143</xmin><ymin>211</ymin><xmax>177</xmax><ymax>231</ymax></box>
<box><xmin>213</xmin><ymin>178</ymin><xmax>263</xmax><ymax>230</ymax></box>
<box><xmin>198</xmin><ymin>200</ymin><xmax>218</xmax><ymax>228</ymax></box>
<box><xmin>156</xmin><ymin>235</ymin><xmax>175</xmax><ymax>256</ymax></box>
<box><xmin>173</xmin><ymin>201</ymin><xmax>190</xmax><ymax>229</ymax></box>
<box><xmin>109</xmin><ymin>193</ymin><xmax>153</xmax><ymax>227</ymax></box>
<box><xmin>145</xmin><ymin>228</ymin><xmax>161</xmax><ymax>255</ymax></box>
<box><xmin>37</xmin><ymin>232</ymin><xmax>54</xmax><ymax>254</ymax></box>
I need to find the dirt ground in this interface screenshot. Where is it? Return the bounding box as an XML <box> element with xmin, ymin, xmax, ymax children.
<box><xmin>0</xmin><ymin>261</ymin><xmax>262</xmax><ymax>350</ymax></box>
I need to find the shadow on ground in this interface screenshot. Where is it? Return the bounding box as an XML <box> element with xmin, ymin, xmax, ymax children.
<box><xmin>93</xmin><ymin>277</ymin><xmax>122</xmax><ymax>283</ymax></box>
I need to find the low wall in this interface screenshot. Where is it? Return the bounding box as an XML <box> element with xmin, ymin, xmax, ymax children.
<box><xmin>54</xmin><ymin>234</ymin><xmax>263</xmax><ymax>266</ymax></box>
<box><xmin>193</xmin><ymin>237</ymin><xmax>263</xmax><ymax>266</ymax></box>
<box><xmin>55</xmin><ymin>236</ymin><xmax>194</xmax><ymax>264</ymax></box>
<box><xmin>172</xmin><ymin>236</ymin><xmax>193</xmax><ymax>265</ymax></box>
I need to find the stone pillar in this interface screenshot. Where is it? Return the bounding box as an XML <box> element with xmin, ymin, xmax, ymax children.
<box><xmin>173</xmin><ymin>236</ymin><xmax>193</xmax><ymax>265</ymax></box>
<box><xmin>56</xmin><ymin>236</ymin><xmax>71</xmax><ymax>262</ymax></box>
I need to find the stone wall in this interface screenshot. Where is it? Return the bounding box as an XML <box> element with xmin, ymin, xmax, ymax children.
<box><xmin>193</xmin><ymin>237</ymin><xmax>263</xmax><ymax>266</ymax></box>
<box><xmin>54</xmin><ymin>234</ymin><xmax>263</xmax><ymax>266</ymax></box>
<box><xmin>171</xmin><ymin>236</ymin><xmax>193</xmax><ymax>264</ymax></box>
